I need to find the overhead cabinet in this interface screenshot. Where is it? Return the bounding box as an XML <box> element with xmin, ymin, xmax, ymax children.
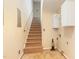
<box><xmin>52</xmin><ymin>14</ymin><xmax>61</xmax><ymax>28</ymax></box>
<box><xmin>61</xmin><ymin>0</ymin><xmax>75</xmax><ymax>26</ymax></box>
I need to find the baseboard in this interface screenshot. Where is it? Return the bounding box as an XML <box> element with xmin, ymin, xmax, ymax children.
<box><xmin>62</xmin><ymin>53</ymin><xmax>69</xmax><ymax>59</ymax></box>
<box><xmin>20</xmin><ymin>53</ymin><xmax>24</xmax><ymax>59</ymax></box>
<box><xmin>43</xmin><ymin>47</ymin><xmax>51</xmax><ymax>50</ymax></box>
<box><xmin>56</xmin><ymin>48</ymin><xmax>69</xmax><ymax>59</ymax></box>
<box><xmin>56</xmin><ymin>48</ymin><xmax>61</xmax><ymax>52</ymax></box>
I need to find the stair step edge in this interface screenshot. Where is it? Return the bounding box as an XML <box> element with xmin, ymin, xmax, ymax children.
<box><xmin>25</xmin><ymin>46</ymin><xmax>42</xmax><ymax>48</ymax></box>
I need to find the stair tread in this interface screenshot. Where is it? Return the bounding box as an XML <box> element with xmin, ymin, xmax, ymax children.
<box><xmin>30</xmin><ymin>30</ymin><xmax>41</xmax><ymax>31</ymax></box>
<box><xmin>26</xmin><ymin>41</ymin><xmax>41</xmax><ymax>43</ymax></box>
<box><xmin>29</xmin><ymin>33</ymin><xmax>41</xmax><ymax>36</ymax></box>
<box><xmin>28</xmin><ymin>34</ymin><xmax>41</xmax><ymax>36</ymax></box>
<box><xmin>29</xmin><ymin>32</ymin><xmax>41</xmax><ymax>34</ymax></box>
<box><xmin>30</xmin><ymin>31</ymin><xmax>41</xmax><ymax>32</ymax></box>
<box><xmin>32</xmin><ymin>24</ymin><xmax>40</xmax><ymax>25</ymax></box>
<box><xmin>31</xmin><ymin>26</ymin><xmax>41</xmax><ymax>27</ymax></box>
<box><xmin>30</xmin><ymin>29</ymin><xmax>41</xmax><ymax>31</ymax></box>
<box><xmin>30</xmin><ymin>28</ymin><xmax>41</xmax><ymax>30</ymax></box>
<box><xmin>29</xmin><ymin>34</ymin><xmax>41</xmax><ymax>35</ymax></box>
<box><xmin>28</xmin><ymin>36</ymin><xmax>41</xmax><ymax>37</ymax></box>
<box><xmin>30</xmin><ymin>27</ymin><xmax>41</xmax><ymax>28</ymax></box>
<box><xmin>26</xmin><ymin>42</ymin><xmax>41</xmax><ymax>45</ymax></box>
<box><xmin>30</xmin><ymin>28</ymin><xmax>41</xmax><ymax>29</ymax></box>
<box><xmin>31</xmin><ymin>25</ymin><xmax>41</xmax><ymax>27</ymax></box>
<box><xmin>27</xmin><ymin>39</ymin><xmax>41</xmax><ymax>41</ymax></box>
<box><xmin>25</xmin><ymin>46</ymin><xmax>42</xmax><ymax>49</ymax></box>
<box><xmin>28</xmin><ymin>38</ymin><xmax>41</xmax><ymax>40</ymax></box>
<box><xmin>27</xmin><ymin>38</ymin><xmax>41</xmax><ymax>40</ymax></box>
<box><xmin>26</xmin><ymin>43</ymin><xmax>41</xmax><ymax>46</ymax></box>
<box><xmin>27</xmin><ymin>41</ymin><xmax>41</xmax><ymax>43</ymax></box>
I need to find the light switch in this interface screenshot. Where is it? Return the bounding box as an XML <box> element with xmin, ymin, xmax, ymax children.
<box><xmin>43</xmin><ymin>29</ymin><xmax>45</xmax><ymax>31</ymax></box>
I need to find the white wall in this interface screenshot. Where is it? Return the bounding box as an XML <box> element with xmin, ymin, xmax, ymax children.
<box><xmin>41</xmin><ymin>0</ymin><xmax>60</xmax><ymax>49</ymax></box>
<box><xmin>42</xmin><ymin>1</ymin><xmax>75</xmax><ymax>59</ymax></box>
<box><xmin>56</xmin><ymin>1</ymin><xmax>75</xmax><ymax>59</ymax></box>
<box><xmin>33</xmin><ymin>1</ymin><xmax>40</xmax><ymax>19</ymax></box>
<box><xmin>3</xmin><ymin>0</ymin><xmax>33</xmax><ymax>59</ymax></box>
<box><xmin>41</xmin><ymin>10</ymin><xmax>53</xmax><ymax>49</ymax></box>
<box><xmin>41</xmin><ymin>0</ymin><xmax>75</xmax><ymax>59</ymax></box>
<box><xmin>61</xmin><ymin>0</ymin><xmax>75</xmax><ymax>26</ymax></box>
<box><xmin>57</xmin><ymin>27</ymin><xmax>75</xmax><ymax>59</ymax></box>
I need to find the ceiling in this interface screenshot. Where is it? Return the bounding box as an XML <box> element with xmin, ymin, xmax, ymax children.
<box><xmin>43</xmin><ymin>0</ymin><xmax>65</xmax><ymax>13</ymax></box>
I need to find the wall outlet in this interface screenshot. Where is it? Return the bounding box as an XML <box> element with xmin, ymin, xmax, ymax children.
<box><xmin>24</xmin><ymin>30</ymin><xmax>26</xmax><ymax>32</ymax></box>
<box><xmin>67</xmin><ymin>41</ymin><xmax>68</xmax><ymax>45</ymax></box>
<box><xmin>59</xmin><ymin>34</ymin><xmax>61</xmax><ymax>37</ymax></box>
<box><xmin>18</xmin><ymin>50</ymin><xmax>21</xmax><ymax>54</ymax></box>
<box><xmin>57</xmin><ymin>37</ymin><xmax>58</xmax><ymax>40</ymax></box>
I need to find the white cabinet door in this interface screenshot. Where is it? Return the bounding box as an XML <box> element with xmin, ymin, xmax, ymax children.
<box><xmin>61</xmin><ymin>0</ymin><xmax>75</xmax><ymax>26</ymax></box>
<box><xmin>52</xmin><ymin>14</ymin><xmax>61</xmax><ymax>28</ymax></box>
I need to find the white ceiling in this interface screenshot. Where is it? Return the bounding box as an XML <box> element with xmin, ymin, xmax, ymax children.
<box><xmin>43</xmin><ymin>0</ymin><xmax>65</xmax><ymax>13</ymax></box>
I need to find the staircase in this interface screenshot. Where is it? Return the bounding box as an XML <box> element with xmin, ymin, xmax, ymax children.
<box><xmin>24</xmin><ymin>19</ymin><xmax>42</xmax><ymax>54</ymax></box>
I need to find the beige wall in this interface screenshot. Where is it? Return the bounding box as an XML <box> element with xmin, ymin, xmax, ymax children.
<box><xmin>57</xmin><ymin>27</ymin><xmax>75</xmax><ymax>59</ymax></box>
<box><xmin>41</xmin><ymin>2</ymin><xmax>74</xmax><ymax>59</ymax></box>
<box><xmin>3</xmin><ymin>0</ymin><xmax>33</xmax><ymax>59</ymax></box>
<box><xmin>57</xmin><ymin>0</ymin><xmax>75</xmax><ymax>59</ymax></box>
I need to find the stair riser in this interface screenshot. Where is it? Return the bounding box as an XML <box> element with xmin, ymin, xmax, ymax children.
<box><xmin>31</xmin><ymin>26</ymin><xmax>41</xmax><ymax>28</ymax></box>
<box><xmin>27</xmin><ymin>37</ymin><xmax>41</xmax><ymax>40</ymax></box>
<box><xmin>27</xmin><ymin>40</ymin><xmax>41</xmax><ymax>42</ymax></box>
<box><xmin>29</xmin><ymin>32</ymin><xmax>41</xmax><ymax>34</ymax></box>
<box><xmin>29</xmin><ymin>31</ymin><xmax>41</xmax><ymax>32</ymax></box>
<box><xmin>30</xmin><ymin>30</ymin><xmax>41</xmax><ymax>31</ymax></box>
<box><xmin>27</xmin><ymin>39</ymin><xmax>41</xmax><ymax>40</ymax></box>
<box><xmin>32</xmin><ymin>23</ymin><xmax>40</xmax><ymax>25</ymax></box>
<box><xmin>28</xmin><ymin>35</ymin><xmax>41</xmax><ymax>37</ymax></box>
<box><xmin>31</xmin><ymin>27</ymin><xmax>41</xmax><ymax>28</ymax></box>
<box><xmin>28</xmin><ymin>36</ymin><xmax>41</xmax><ymax>39</ymax></box>
<box><xmin>31</xmin><ymin>24</ymin><xmax>40</xmax><ymax>25</ymax></box>
<box><xmin>29</xmin><ymin>33</ymin><xmax>41</xmax><ymax>35</ymax></box>
<box><xmin>24</xmin><ymin>48</ymin><xmax>42</xmax><ymax>54</ymax></box>
<box><xmin>31</xmin><ymin>25</ymin><xmax>40</xmax><ymax>26</ymax></box>
<box><xmin>30</xmin><ymin>28</ymin><xmax>41</xmax><ymax>29</ymax></box>
<box><xmin>31</xmin><ymin>26</ymin><xmax>41</xmax><ymax>27</ymax></box>
<box><xmin>30</xmin><ymin>28</ymin><xmax>41</xmax><ymax>30</ymax></box>
<box><xmin>30</xmin><ymin>29</ymin><xmax>41</xmax><ymax>31</ymax></box>
<box><xmin>28</xmin><ymin>34</ymin><xmax>41</xmax><ymax>36</ymax></box>
<box><xmin>32</xmin><ymin>21</ymin><xmax>40</xmax><ymax>22</ymax></box>
<box><xmin>28</xmin><ymin>37</ymin><xmax>41</xmax><ymax>39</ymax></box>
<box><xmin>25</xmin><ymin>43</ymin><xmax>41</xmax><ymax>47</ymax></box>
<box><xmin>32</xmin><ymin>22</ymin><xmax>40</xmax><ymax>23</ymax></box>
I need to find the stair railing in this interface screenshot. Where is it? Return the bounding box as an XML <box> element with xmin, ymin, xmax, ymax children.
<box><xmin>23</xmin><ymin>11</ymin><xmax>33</xmax><ymax>45</ymax></box>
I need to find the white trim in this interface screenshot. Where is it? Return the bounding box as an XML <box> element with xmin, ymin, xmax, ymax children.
<box><xmin>63</xmin><ymin>53</ymin><xmax>69</xmax><ymax>59</ymax></box>
<box><xmin>43</xmin><ymin>47</ymin><xmax>51</xmax><ymax>50</ymax></box>
<box><xmin>56</xmin><ymin>48</ymin><xmax>69</xmax><ymax>59</ymax></box>
<box><xmin>56</xmin><ymin>48</ymin><xmax>61</xmax><ymax>52</ymax></box>
<box><xmin>20</xmin><ymin>52</ymin><xmax>24</xmax><ymax>59</ymax></box>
